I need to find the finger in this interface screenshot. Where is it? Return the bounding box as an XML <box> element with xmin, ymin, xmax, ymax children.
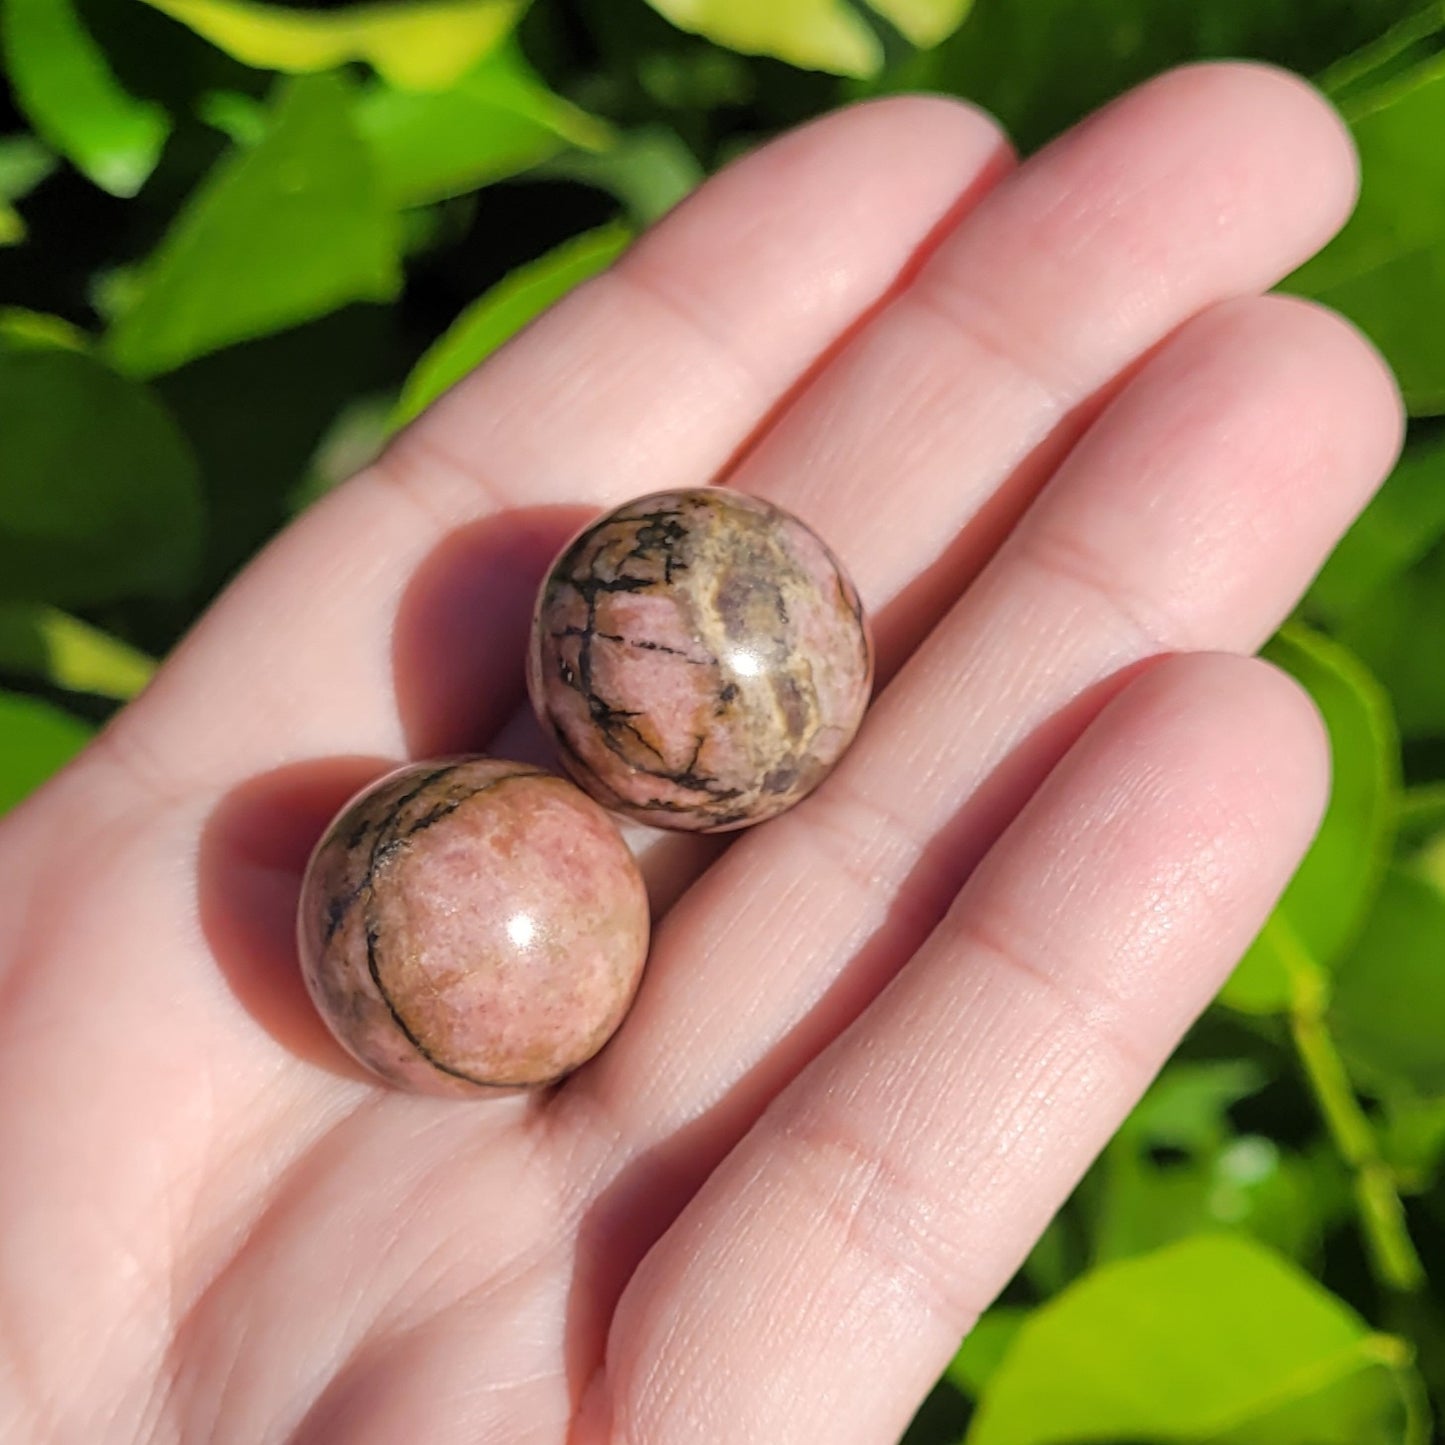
<box><xmin>589</xmin><ymin>653</ymin><xmax>1328</xmax><ymax>1445</ymax></box>
<box><xmin>573</xmin><ymin>295</ymin><xmax>1400</xmax><ymax>1164</ymax></box>
<box><xmin>520</xmin><ymin>61</ymin><xmax>1361</xmax><ymax>908</ymax></box>
<box><xmin>0</xmin><ymin>97</ymin><xmax>1011</xmax><ymax>1244</ymax></box>
<box><xmin>719</xmin><ymin>62</ymin><xmax>1360</xmax><ymax>670</ymax></box>
<box><xmin>95</xmin><ymin>97</ymin><xmax>1011</xmax><ymax>799</ymax></box>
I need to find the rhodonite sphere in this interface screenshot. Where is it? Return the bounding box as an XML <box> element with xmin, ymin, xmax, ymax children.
<box><xmin>297</xmin><ymin>758</ymin><xmax>650</xmax><ymax>1096</ymax></box>
<box><xmin>528</xmin><ymin>488</ymin><xmax>873</xmax><ymax>831</ymax></box>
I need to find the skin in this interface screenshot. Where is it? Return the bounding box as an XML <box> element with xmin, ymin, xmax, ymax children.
<box><xmin>0</xmin><ymin>64</ymin><xmax>1403</xmax><ymax>1445</ymax></box>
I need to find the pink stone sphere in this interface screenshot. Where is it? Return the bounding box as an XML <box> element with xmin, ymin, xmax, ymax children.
<box><xmin>528</xmin><ymin>488</ymin><xmax>873</xmax><ymax>832</ymax></box>
<box><xmin>297</xmin><ymin>758</ymin><xmax>650</xmax><ymax>1096</ymax></box>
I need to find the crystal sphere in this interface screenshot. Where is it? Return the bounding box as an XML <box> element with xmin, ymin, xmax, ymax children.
<box><xmin>528</xmin><ymin>488</ymin><xmax>872</xmax><ymax>832</ymax></box>
<box><xmin>297</xmin><ymin>758</ymin><xmax>650</xmax><ymax>1096</ymax></box>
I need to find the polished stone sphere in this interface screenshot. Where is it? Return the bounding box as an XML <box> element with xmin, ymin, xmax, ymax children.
<box><xmin>297</xmin><ymin>758</ymin><xmax>650</xmax><ymax>1096</ymax></box>
<box><xmin>528</xmin><ymin>488</ymin><xmax>873</xmax><ymax>831</ymax></box>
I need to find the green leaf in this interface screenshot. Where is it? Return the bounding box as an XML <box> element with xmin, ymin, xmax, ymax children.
<box><xmin>1093</xmin><ymin>1066</ymin><xmax>1326</xmax><ymax>1266</ymax></box>
<box><xmin>544</xmin><ymin>125</ymin><xmax>703</xmax><ymax>227</ymax></box>
<box><xmin>289</xmin><ymin>392</ymin><xmax>394</xmax><ymax>511</ymax></box>
<box><xmin>0</xmin><ymin>691</ymin><xmax>92</xmax><ymax>814</ymax></box>
<box><xmin>1337</xmin><ymin>536</ymin><xmax>1445</xmax><ymax>738</ymax></box>
<box><xmin>1</xmin><ymin>0</ymin><xmax>169</xmax><ymax>196</ymax></box>
<box><xmin>1309</xmin><ymin>429</ymin><xmax>1445</xmax><ymax>624</ymax></box>
<box><xmin>636</xmin><ymin>43</ymin><xmax>754</xmax><ymax>112</ymax></box>
<box><xmin>1288</xmin><ymin>52</ymin><xmax>1445</xmax><ymax>414</ymax></box>
<box><xmin>195</xmin><ymin>88</ymin><xmax>268</xmax><ymax>147</ymax></box>
<box><xmin>948</xmin><ymin>1308</ymin><xmax>1029</xmax><ymax>1397</ymax></box>
<box><xmin>0</xmin><ymin>135</ymin><xmax>54</xmax><ymax>199</ymax></box>
<box><xmin>394</xmin><ymin>220</ymin><xmax>631</xmax><ymax>426</ymax></box>
<box><xmin>1020</xmin><ymin>1213</ymin><xmax>1078</xmax><ymax>1297</ymax></box>
<box><xmin>141</xmin><ymin>0</ymin><xmax>526</xmax><ymax>90</ymax></box>
<box><xmin>357</xmin><ymin>41</ymin><xmax>612</xmax><ymax>209</ymax></box>
<box><xmin>0</xmin><ymin>307</ymin><xmax>89</xmax><ymax>352</ymax></box>
<box><xmin>1220</xmin><ymin>625</ymin><xmax>1398</xmax><ymax>1013</ymax></box>
<box><xmin>643</xmin><ymin>0</ymin><xmax>972</xmax><ymax>78</ymax></box>
<box><xmin>869</xmin><ymin>0</ymin><xmax>974</xmax><ymax>49</ymax></box>
<box><xmin>882</xmin><ymin>0</ymin><xmax>1420</xmax><ymax>153</ymax></box>
<box><xmin>967</xmin><ymin>1235</ymin><xmax>1409</xmax><ymax>1445</ymax></box>
<box><xmin>1117</xmin><ymin>1061</ymin><xmax>1266</xmax><ymax>1154</ymax></box>
<box><xmin>1330</xmin><ymin>865</ymin><xmax>1445</xmax><ymax>1097</ymax></box>
<box><xmin>107</xmin><ymin>74</ymin><xmax>401</xmax><ymax>378</ymax></box>
<box><xmin>1292</xmin><ymin>245</ymin><xmax>1445</xmax><ymax>420</ymax></box>
<box><xmin>1400</xmin><ymin>781</ymin><xmax>1445</xmax><ymax>846</ymax></box>
<box><xmin>1379</xmin><ymin>1092</ymin><xmax>1445</xmax><ymax>1189</ymax></box>
<box><xmin>1204</xmin><ymin>1141</ymin><xmax>1342</xmax><ymax>1260</ymax></box>
<box><xmin>1092</xmin><ymin>1137</ymin><xmax>1326</xmax><ymax>1268</ymax></box>
<box><xmin>0</xmin><ymin>135</ymin><xmax>55</xmax><ymax>198</ymax></box>
<box><xmin>0</xmin><ymin>606</ymin><xmax>155</xmax><ymax>700</ymax></box>
<box><xmin>1413</xmin><ymin>825</ymin><xmax>1445</xmax><ymax>892</ymax></box>
<box><xmin>154</xmin><ymin>306</ymin><xmax>393</xmax><ymax>594</ymax></box>
<box><xmin>0</xmin><ymin>133</ymin><xmax>56</xmax><ymax>243</ymax></box>
<box><xmin>1316</xmin><ymin>1</ymin><xmax>1445</xmax><ymax>107</ymax></box>
<box><xmin>0</xmin><ymin>347</ymin><xmax>202</xmax><ymax>607</ymax></box>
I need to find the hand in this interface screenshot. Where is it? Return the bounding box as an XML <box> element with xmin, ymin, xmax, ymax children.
<box><xmin>0</xmin><ymin>64</ymin><xmax>1402</xmax><ymax>1444</ymax></box>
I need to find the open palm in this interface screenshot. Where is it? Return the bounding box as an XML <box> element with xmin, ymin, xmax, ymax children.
<box><xmin>0</xmin><ymin>65</ymin><xmax>1403</xmax><ymax>1444</ymax></box>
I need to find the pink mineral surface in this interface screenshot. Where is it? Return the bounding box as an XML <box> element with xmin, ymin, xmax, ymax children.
<box><xmin>297</xmin><ymin>758</ymin><xmax>650</xmax><ymax>1096</ymax></box>
<box><xmin>528</xmin><ymin>488</ymin><xmax>873</xmax><ymax>831</ymax></box>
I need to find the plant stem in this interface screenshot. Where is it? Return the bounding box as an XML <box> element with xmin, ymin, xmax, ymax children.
<box><xmin>1388</xmin><ymin>1334</ymin><xmax>1436</xmax><ymax>1445</ymax></box>
<box><xmin>1268</xmin><ymin>916</ymin><xmax>1426</xmax><ymax>1295</ymax></box>
<box><xmin>1289</xmin><ymin>1006</ymin><xmax>1425</xmax><ymax>1293</ymax></box>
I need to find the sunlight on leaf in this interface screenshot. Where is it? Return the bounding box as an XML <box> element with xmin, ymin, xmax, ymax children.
<box><xmin>0</xmin><ymin>307</ymin><xmax>89</xmax><ymax>351</ymax></box>
<box><xmin>968</xmin><ymin>1235</ymin><xmax>1411</xmax><ymax>1445</ymax></box>
<box><xmin>644</xmin><ymin>0</ymin><xmax>972</xmax><ymax>78</ymax></box>
<box><xmin>0</xmin><ymin>605</ymin><xmax>155</xmax><ymax>700</ymax></box>
<box><xmin>357</xmin><ymin>41</ymin><xmax>612</xmax><ymax>208</ymax></box>
<box><xmin>645</xmin><ymin>0</ymin><xmax>877</xmax><ymax>77</ymax></box>
<box><xmin>1221</xmin><ymin>625</ymin><xmax>1397</xmax><ymax>1013</ymax></box>
<box><xmin>142</xmin><ymin>0</ymin><xmax>526</xmax><ymax>90</ymax></box>
<box><xmin>1</xmin><ymin>0</ymin><xmax>170</xmax><ymax>196</ymax></box>
<box><xmin>108</xmin><ymin>74</ymin><xmax>401</xmax><ymax>378</ymax></box>
<box><xmin>0</xmin><ymin>690</ymin><xmax>92</xmax><ymax>815</ymax></box>
<box><xmin>876</xmin><ymin>0</ymin><xmax>974</xmax><ymax>47</ymax></box>
<box><xmin>395</xmin><ymin>221</ymin><xmax>631</xmax><ymax>426</ymax></box>
<box><xmin>0</xmin><ymin>347</ymin><xmax>202</xmax><ymax>606</ymax></box>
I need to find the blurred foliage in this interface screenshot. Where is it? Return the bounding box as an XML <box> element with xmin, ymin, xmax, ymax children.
<box><xmin>2</xmin><ymin>1</ymin><xmax>1444</xmax><ymax>1440</ymax></box>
